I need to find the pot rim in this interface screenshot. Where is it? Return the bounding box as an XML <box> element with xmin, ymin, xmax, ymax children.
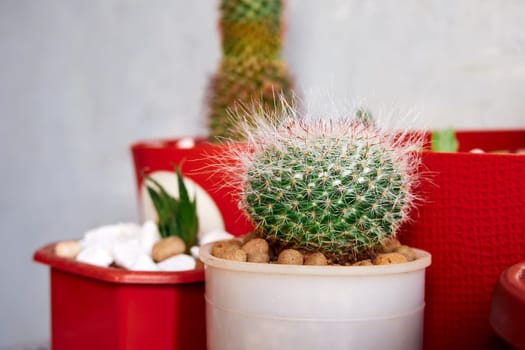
<box><xmin>34</xmin><ymin>242</ymin><xmax>205</xmax><ymax>284</ymax></box>
<box><xmin>199</xmin><ymin>242</ymin><xmax>431</xmax><ymax>277</ymax></box>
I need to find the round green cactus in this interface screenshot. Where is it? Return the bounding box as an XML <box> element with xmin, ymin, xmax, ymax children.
<box><xmin>237</xmin><ymin>110</ymin><xmax>422</xmax><ymax>262</ymax></box>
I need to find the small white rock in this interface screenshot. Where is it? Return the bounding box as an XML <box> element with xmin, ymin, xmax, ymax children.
<box><xmin>190</xmin><ymin>246</ymin><xmax>200</xmax><ymax>259</ymax></box>
<box><xmin>198</xmin><ymin>230</ymin><xmax>235</xmax><ymax>246</ymax></box>
<box><xmin>130</xmin><ymin>254</ymin><xmax>159</xmax><ymax>271</ymax></box>
<box><xmin>76</xmin><ymin>246</ymin><xmax>113</xmax><ymax>267</ymax></box>
<box><xmin>112</xmin><ymin>239</ymin><xmax>142</xmax><ymax>269</ymax></box>
<box><xmin>80</xmin><ymin>227</ymin><xmax>117</xmax><ymax>252</ymax></box>
<box><xmin>80</xmin><ymin>222</ymin><xmax>141</xmax><ymax>252</ymax></box>
<box><xmin>157</xmin><ymin>254</ymin><xmax>196</xmax><ymax>271</ymax></box>
<box><xmin>139</xmin><ymin>220</ymin><xmax>161</xmax><ymax>255</ymax></box>
<box><xmin>176</xmin><ymin>137</ymin><xmax>195</xmax><ymax>149</ymax></box>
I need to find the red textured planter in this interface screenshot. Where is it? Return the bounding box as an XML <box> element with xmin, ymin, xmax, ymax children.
<box><xmin>34</xmin><ymin>243</ymin><xmax>206</xmax><ymax>350</ymax></box>
<box><xmin>401</xmin><ymin>130</ymin><xmax>525</xmax><ymax>350</ymax></box>
<box><xmin>132</xmin><ymin>130</ymin><xmax>525</xmax><ymax>350</ymax></box>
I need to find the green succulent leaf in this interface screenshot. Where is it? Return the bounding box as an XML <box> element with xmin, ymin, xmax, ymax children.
<box><xmin>146</xmin><ymin>186</ymin><xmax>173</xmax><ymax>239</ymax></box>
<box><xmin>145</xmin><ymin>168</ymin><xmax>199</xmax><ymax>251</ymax></box>
<box><xmin>174</xmin><ymin>167</ymin><xmax>199</xmax><ymax>249</ymax></box>
<box><xmin>431</xmin><ymin>129</ymin><xmax>459</xmax><ymax>152</ymax></box>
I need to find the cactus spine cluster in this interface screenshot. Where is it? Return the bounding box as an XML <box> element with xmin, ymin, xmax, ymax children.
<box><xmin>207</xmin><ymin>0</ymin><xmax>293</xmax><ymax>141</ymax></box>
<box><xmin>236</xmin><ymin>106</ymin><xmax>422</xmax><ymax>262</ymax></box>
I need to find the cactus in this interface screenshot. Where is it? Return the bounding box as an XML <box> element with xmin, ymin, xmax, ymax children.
<box><xmin>207</xmin><ymin>0</ymin><xmax>293</xmax><ymax>141</ymax></box>
<box><xmin>234</xmin><ymin>104</ymin><xmax>423</xmax><ymax>262</ymax></box>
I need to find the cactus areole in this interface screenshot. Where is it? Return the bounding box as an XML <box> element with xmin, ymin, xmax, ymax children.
<box><xmin>237</xmin><ymin>114</ymin><xmax>422</xmax><ymax>263</ymax></box>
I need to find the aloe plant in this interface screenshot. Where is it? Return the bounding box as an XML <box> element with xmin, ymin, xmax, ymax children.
<box><xmin>146</xmin><ymin>168</ymin><xmax>198</xmax><ymax>252</ymax></box>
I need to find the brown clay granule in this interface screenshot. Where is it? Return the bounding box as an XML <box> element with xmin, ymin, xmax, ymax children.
<box><xmin>373</xmin><ymin>253</ymin><xmax>408</xmax><ymax>265</ymax></box>
<box><xmin>277</xmin><ymin>249</ymin><xmax>304</xmax><ymax>265</ymax></box>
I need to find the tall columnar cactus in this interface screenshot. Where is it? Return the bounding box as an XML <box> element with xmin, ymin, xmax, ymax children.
<box><xmin>207</xmin><ymin>0</ymin><xmax>293</xmax><ymax>141</ymax></box>
<box><xmin>234</xmin><ymin>105</ymin><xmax>423</xmax><ymax>262</ymax></box>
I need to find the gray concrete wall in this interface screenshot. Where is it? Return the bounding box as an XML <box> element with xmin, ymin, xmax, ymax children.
<box><xmin>0</xmin><ymin>0</ymin><xmax>524</xmax><ymax>348</ymax></box>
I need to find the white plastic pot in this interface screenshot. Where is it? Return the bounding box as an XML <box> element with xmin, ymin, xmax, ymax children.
<box><xmin>200</xmin><ymin>243</ymin><xmax>431</xmax><ymax>350</ymax></box>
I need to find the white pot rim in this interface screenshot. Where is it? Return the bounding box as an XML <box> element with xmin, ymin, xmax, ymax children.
<box><xmin>200</xmin><ymin>242</ymin><xmax>431</xmax><ymax>277</ymax></box>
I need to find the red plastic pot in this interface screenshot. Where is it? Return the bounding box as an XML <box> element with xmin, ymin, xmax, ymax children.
<box><xmin>34</xmin><ymin>243</ymin><xmax>206</xmax><ymax>350</ymax></box>
<box><xmin>401</xmin><ymin>130</ymin><xmax>525</xmax><ymax>350</ymax></box>
<box><xmin>131</xmin><ymin>139</ymin><xmax>252</xmax><ymax>236</ymax></box>
<box><xmin>490</xmin><ymin>261</ymin><xmax>525</xmax><ymax>349</ymax></box>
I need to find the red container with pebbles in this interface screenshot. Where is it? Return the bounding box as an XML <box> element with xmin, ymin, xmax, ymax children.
<box><xmin>34</xmin><ymin>242</ymin><xmax>207</xmax><ymax>350</ymax></box>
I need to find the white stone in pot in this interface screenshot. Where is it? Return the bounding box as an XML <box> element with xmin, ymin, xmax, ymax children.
<box><xmin>130</xmin><ymin>254</ymin><xmax>159</xmax><ymax>271</ymax></box>
<box><xmin>76</xmin><ymin>246</ymin><xmax>113</xmax><ymax>267</ymax></box>
<box><xmin>139</xmin><ymin>220</ymin><xmax>161</xmax><ymax>255</ymax></box>
<box><xmin>112</xmin><ymin>239</ymin><xmax>143</xmax><ymax>270</ymax></box>
<box><xmin>80</xmin><ymin>222</ymin><xmax>142</xmax><ymax>252</ymax></box>
<box><xmin>157</xmin><ymin>254</ymin><xmax>196</xmax><ymax>272</ymax></box>
<box><xmin>190</xmin><ymin>246</ymin><xmax>200</xmax><ymax>259</ymax></box>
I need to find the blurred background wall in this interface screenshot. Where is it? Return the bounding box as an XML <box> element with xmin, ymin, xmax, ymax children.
<box><xmin>0</xmin><ymin>0</ymin><xmax>524</xmax><ymax>348</ymax></box>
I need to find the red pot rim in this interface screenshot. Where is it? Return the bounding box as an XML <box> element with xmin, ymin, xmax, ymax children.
<box><xmin>130</xmin><ymin>129</ymin><xmax>525</xmax><ymax>155</ymax></box>
<box><xmin>33</xmin><ymin>242</ymin><xmax>204</xmax><ymax>285</ymax></box>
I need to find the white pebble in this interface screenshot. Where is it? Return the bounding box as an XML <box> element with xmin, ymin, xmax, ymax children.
<box><xmin>198</xmin><ymin>230</ymin><xmax>235</xmax><ymax>246</ymax></box>
<box><xmin>177</xmin><ymin>137</ymin><xmax>195</xmax><ymax>149</ymax></box>
<box><xmin>157</xmin><ymin>254</ymin><xmax>196</xmax><ymax>271</ymax></box>
<box><xmin>76</xmin><ymin>221</ymin><xmax>188</xmax><ymax>271</ymax></box>
<box><xmin>80</xmin><ymin>223</ymin><xmax>141</xmax><ymax>252</ymax></box>
<box><xmin>80</xmin><ymin>227</ymin><xmax>117</xmax><ymax>252</ymax></box>
<box><xmin>130</xmin><ymin>254</ymin><xmax>159</xmax><ymax>271</ymax></box>
<box><xmin>112</xmin><ymin>239</ymin><xmax>142</xmax><ymax>269</ymax></box>
<box><xmin>76</xmin><ymin>246</ymin><xmax>113</xmax><ymax>267</ymax></box>
<box><xmin>139</xmin><ymin>220</ymin><xmax>161</xmax><ymax>255</ymax></box>
<box><xmin>190</xmin><ymin>246</ymin><xmax>200</xmax><ymax>259</ymax></box>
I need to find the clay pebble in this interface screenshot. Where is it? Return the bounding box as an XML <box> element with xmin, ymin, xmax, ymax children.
<box><xmin>211</xmin><ymin>239</ymin><xmax>242</xmax><ymax>258</ymax></box>
<box><xmin>242</xmin><ymin>238</ymin><xmax>270</xmax><ymax>263</ymax></box>
<box><xmin>277</xmin><ymin>249</ymin><xmax>304</xmax><ymax>265</ymax></box>
<box><xmin>395</xmin><ymin>245</ymin><xmax>417</xmax><ymax>261</ymax></box>
<box><xmin>379</xmin><ymin>238</ymin><xmax>401</xmax><ymax>253</ymax></box>
<box><xmin>55</xmin><ymin>240</ymin><xmax>81</xmax><ymax>259</ymax></box>
<box><xmin>152</xmin><ymin>236</ymin><xmax>186</xmax><ymax>262</ymax></box>
<box><xmin>373</xmin><ymin>253</ymin><xmax>408</xmax><ymax>265</ymax></box>
<box><xmin>304</xmin><ymin>252</ymin><xmax>328</xmax><ymax>266</ymax></box>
